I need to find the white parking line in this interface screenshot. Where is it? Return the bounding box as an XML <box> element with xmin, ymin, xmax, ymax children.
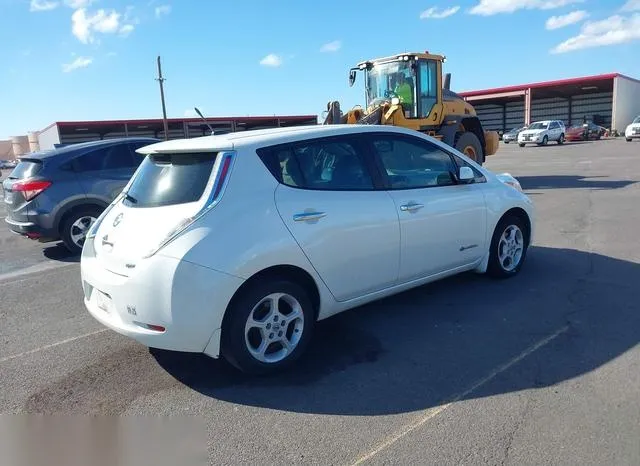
<box><xmin>0</xmin><ymin>329</ymin><xmax>108</xmax><ymax>364</ymax></box>
<box><xmin>349</xmin><ymin>324</ymin><xmax>570</xmax><ymax>466</ymax></box>
<box><xmin>0</xmin><ymin>260</ymin><xmax>78</xmax><ymax>283</ymax></box>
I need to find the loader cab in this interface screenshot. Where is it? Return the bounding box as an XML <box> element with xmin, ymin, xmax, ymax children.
<box><xmin>352</xmin><ymin>53</ymin><xmax>443</xmax><ymax>122</ymax></box>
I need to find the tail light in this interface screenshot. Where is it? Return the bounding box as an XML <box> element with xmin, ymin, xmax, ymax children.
<box><xmin>12</xmin><ymin>179</ymin><xmax>52</xmax><ymax>201</ymax></box>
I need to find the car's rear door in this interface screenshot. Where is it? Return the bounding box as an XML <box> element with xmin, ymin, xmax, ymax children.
<box><xmin>365</xmin><ymin>132</ymin><xmax>488</xmax><ymax>281</ymax></box>
<box><xmin>73</xmin><ymin>143</ymin><xmax>141</xmax><ymax>202</ymax></box>
<box><xmin>270</xmin><ymin>134</ymin><xmax>401</xmax><ymax>302</ymax></box>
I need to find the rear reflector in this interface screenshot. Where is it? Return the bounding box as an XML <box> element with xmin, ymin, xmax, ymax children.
<box><xmin>12</xmin><ymin>179</ymin><xmax>52</xmax><ymax>201</ymax></box>
<box><xmin>134</xmin><ymin>321</ymin><xmax>166</xmax><ymax>332</ymax></box>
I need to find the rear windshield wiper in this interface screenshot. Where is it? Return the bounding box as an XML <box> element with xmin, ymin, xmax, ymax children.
<box><xmin>124</xmin><ymin>192</ymin><xmax>138</xmax><ymax>204</ymax></box>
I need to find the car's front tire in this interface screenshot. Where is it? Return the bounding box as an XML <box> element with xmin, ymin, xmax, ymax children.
<box><xmin>627</xmin><ymin>138</ymin><xmax>633</xmax><ymax>142</ymax></box>
<box><xmin>558</xmin><ymin>133</ymin><xmax>565</xmax><ymax>145</ymax></box>
<box><xmin>487</xmin><ymin>214</ymin><xmax>530</xmax><ymax>279</ymax></box>
<box><xmin>221</xmin><ymin>278</ymin><xmax>315</xmax><ymax>375</ymax></box>
<box><xmin>519</xmin><ymin>143</ymin><xmax>525</xmax><ymax>147</ymax></box>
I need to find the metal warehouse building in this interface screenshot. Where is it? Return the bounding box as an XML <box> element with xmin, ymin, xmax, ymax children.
<box><xmin>35</xmin><ymin>114</ymin><xmax>318</xmax><ymax>151</ymax></box>
<box><xmin>458</xmin><ymin>73</ymin><xmax>640</xmax><ymax>135</ymax></box>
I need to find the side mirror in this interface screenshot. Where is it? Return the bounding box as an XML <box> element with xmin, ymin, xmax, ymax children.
<box><xmin>349</xmin><ymin>69</ymin><xmax>357</xmax><ymax>87</ymax></box>
<box><xmin>458</xmin><ymin>166</ymin><xmax>474</xmax><ymax>182</ymax></box>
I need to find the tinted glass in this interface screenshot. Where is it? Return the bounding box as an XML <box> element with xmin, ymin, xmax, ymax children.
<box><xmin>275</xmin><ymin>139</ymin><xmax>374</xmax><ymax>190</ymax></box>
<box><xmin>371</xmin><ymin>136</ymin><xmax>457</xmax><ymax>189</ymax></box>
<box><xmin>8</xmin><ymin>160</ymin><xmax>42</xmax><ymax>179</ymax></box>
<box><xmin>73</xmin><ymin>144</ymin><xmax>135</xmax><ymax>172</ymax></box>
<box><xmin>124</xmin><ymin>152</ymin><xmax>217</xmax><ymax>208</ymax></box>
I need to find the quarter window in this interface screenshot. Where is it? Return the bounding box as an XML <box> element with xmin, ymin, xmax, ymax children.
<box><xmin>371</xmin><ymin>135</ymin><xmax>457</xmax><ymax>189</ymax></box>
<box><xmin>269</xmin><ymin>138</ymin><xmax>374</xmax><ymax>191</ymax></box>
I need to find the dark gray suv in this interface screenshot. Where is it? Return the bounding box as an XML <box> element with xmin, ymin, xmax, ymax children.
<box><xmin>2</xmin><ymin>137</ymin><xmax>159</xmax><ymax>254</ymax></box>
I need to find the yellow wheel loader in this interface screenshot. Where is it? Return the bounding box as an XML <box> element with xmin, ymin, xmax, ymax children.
<box><xmin>323</xmin><ymin>51</ymin><xmax>499</xmax><ymax>164</ymax></box>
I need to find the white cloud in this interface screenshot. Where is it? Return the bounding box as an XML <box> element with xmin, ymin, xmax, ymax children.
<box><xmin>259</xmin><ymin>53</ymin><xmax>283</xmax><ymax>67</ymax></box>
<box><xmin>72</xmin><ymin>8</ymin><xmax>136</xmax><ymax>43</ymax></box>
<box><xmin>62</xmin><ymin>56</ymin><xmax>93</xmax><ymax>72</ymax></box>
<box><xmin>30</xmin><ymin>0</ymin><xmax>59</xmax><ymax>12</ymax></box>
<box><xmin>119</xmin><ymin>24</ymin><xmax>135</xmax><ymax>37</ymax></box>
<box><xmin>551</xmin><ymin>13</ymin><xmax>640</xmax><ymax>53</ymax></box>
<box><xmin>469</xmin><ymin>0</ymin><xmax>584</xmax><ymax>16</ymax></box>
<box><xmin>545</xmin><ymin>10</ymin><xmax>589</xmax><ymax>29</ymax></box>
<box><xmin>621</xmin><ymin>0</ymin><xmax>640</xmax><ymax>11</ymax></box>
<box><xmin>420</xmin><ymin>6</ymin><xmax>460</xmax><ymax>19</ymax></box>
<box><xmin>64</xmin><ymin>0</ymin><xmax>95</xmax><ymax>8</ymax></box>
<box><xmin>155</xmin><ymin>5</ymin><xmax>171</xmax><ymax>18</ymax></box>
<box><xmin>320</xmin><ymin>40</ymin><xmax>342</xmax><ymax>52</ymax></box>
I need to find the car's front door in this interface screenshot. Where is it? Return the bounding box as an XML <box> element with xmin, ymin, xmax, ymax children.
<box><xmin>366</xmin><ymin>133</ymin><xmax>488</xmax><ymax>282</ymax></box>
<box><xmin>271</xmin><ymin>135</ymin><xmax>401</xmax><ymax>302</ymax></box>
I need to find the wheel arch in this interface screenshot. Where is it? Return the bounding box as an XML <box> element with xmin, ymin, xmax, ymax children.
<box><xmin>56</xmin><ymin>199</ymin><xmax>108</xmax><ymax>235</ymax></box>
<box><xmin>222</xmin><ymin>264</ymin><xmax>322</xmax><ymax>329</ymax></box>
<box><xmin>499</xmin><ymin>207</ymin><xmax>532</xmax><ymax>245</ymax></box>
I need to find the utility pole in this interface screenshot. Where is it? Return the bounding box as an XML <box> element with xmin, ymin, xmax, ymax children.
<box><xmin>156</xmin><ymin>55</ymin><xmax>169</xmax><ymax>140</ymax></box>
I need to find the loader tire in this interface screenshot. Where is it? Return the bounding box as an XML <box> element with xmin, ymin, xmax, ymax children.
<box><xmin>454</xmin><ymin>132</ymin><xmax>483</xmax><ymax>163</ymax></box>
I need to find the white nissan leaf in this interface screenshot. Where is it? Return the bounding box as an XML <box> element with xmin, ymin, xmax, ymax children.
<box><xmin>81</xmin><ymin>124</ymin><xmax>535</xmax><ymax>374</ymax></box>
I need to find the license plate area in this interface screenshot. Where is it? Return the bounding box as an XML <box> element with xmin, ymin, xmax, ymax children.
<box><xmin>96</xmin><ymin>290</ymin><xmax>112</xmax><ymax>313</ymax></box>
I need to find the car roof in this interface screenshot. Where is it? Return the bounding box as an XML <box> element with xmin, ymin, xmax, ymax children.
<box><xmin>20</xmin><ymin>137</ymin><xmax>160</xmax><ymax>161</ymax></box>
<box><xmin>137</xmin><ymin>124</ymin><xmax>426</xmax><ymax>154</ymax></box>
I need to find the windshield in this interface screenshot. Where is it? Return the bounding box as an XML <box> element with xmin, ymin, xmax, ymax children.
<box><xmin>633</xmin><ymin>116</ymin><xmax>640</xmax><ymax>124</ymax></box>
<box><xmin>528</xmin><ymin>122</ymin><xmax>549</xmax><ymax>130</ymax></box>
<box><xmin>365</xmin><ymin>60</ymin><xmax>414</xmax><ymax>107</ymax></box>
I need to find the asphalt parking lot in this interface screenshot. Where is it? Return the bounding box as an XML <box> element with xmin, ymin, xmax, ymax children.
<box><xmin>1</xmin><ymin>138</ymin><xmax>639</xmax><ymax>465</ymax></box>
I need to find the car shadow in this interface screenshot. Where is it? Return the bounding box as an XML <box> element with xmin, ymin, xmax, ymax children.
<box><xmin>43</xmin><ymin>243</ymin><xmax>80</xmax><ymax>263</ymax></box>
<box><xmin>151</xmin><ymin>246</ymin><xmax>640</xmax><ymax>416</ymax></box>
<box><xmin>518</xmin><ymin>175</ymin><xmax>635</xmax><ymax>190</ymax></box>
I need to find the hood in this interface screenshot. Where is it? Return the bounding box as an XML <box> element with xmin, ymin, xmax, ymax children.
<box><xmin>521</xmin><ymin>129</ymin><xmax>546</xmax><ymax>136</ymax></box>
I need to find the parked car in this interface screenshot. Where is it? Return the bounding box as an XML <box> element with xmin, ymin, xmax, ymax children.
<box><xmin>625</xmin><ymin>115</ymin><xmax>640</xmax><ymax>142</ymax></box>
<box><xmin>502</xmin><ymin>126</ymin><xmax>527</xmax><ymax>144</ymax></box>
<box><xmin>80</xmin><ymin>124</ymin><xmax>535</xmax><ymax>375</ymax></box>
<box><xmin>2</xmin><ymin>137</ymin><xmax>159</xmax><ymax>254</ymax></box>
<box><xmin>518</xmin><ymin>120</ymin><xmax>565</xmax><ymax>146</ymax></box>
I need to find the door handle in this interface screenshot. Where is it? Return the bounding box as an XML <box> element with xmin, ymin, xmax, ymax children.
<box><xmin>293</xmin><ymin>211</ymin><xmax>327</xmax><ymax>222</ymax></box>
<box><xmin>400</xmin><ymin>203</ymin><xmax>424</xmax><ymax>212</ymax></box>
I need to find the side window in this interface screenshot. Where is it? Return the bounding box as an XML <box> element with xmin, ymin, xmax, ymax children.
<box><xmin>273</xmin><ymin>138</ymin><xmax>374</xmax><ymax>191</ymax></box>
<box><xmin>128</xmin><ymin>142</ymin><xmax>150</xmax><ymax>168</ymax></box>
<box><xmin>371</xmin><ymin>135</ymin><xmax>457</xmax><ymax>189</ymax></box>
<box><xmin>73</xmin><ymin>144</ymin><xmax>135</xmax><ymax>172</ymax></box>
<box><xmin>419</xmin><ymin>60</ymin><xmax>438</xmax><ymax>118</ymax></box>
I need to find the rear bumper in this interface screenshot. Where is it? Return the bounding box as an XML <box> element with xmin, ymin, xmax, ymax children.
<box><xmin>4</xmin><ymin>216</ymin><xmax>58</xmax><ymax>240</ymax></box>
<box><xmin>80</xmin><ymin>240</ymin><xmax>245</xmax><ymax>358</ymax></box>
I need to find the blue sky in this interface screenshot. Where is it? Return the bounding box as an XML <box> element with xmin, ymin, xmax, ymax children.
<box><xmin>1</xmin><ymin>0</ymin><xmax>639</xmax><ymax>139</ymax></box>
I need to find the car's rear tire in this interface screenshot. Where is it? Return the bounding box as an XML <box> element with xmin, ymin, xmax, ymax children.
<box><xmin>60</xmin><ymin>206</ymin><xmax>103</xmax><ymax>255</ymax></box>
<box><xmin>487</xmin><ymin>214</ymin><xmax>530</xmax><ymax>279</ymax></box>
<box><xmin>558</xmin><ymin>133</ymin><xmax>565</xmax><ymax>145</ymax></box>
<box><xmin>627</xmin><ymin>138</ymin><xmax>633</xmax><ymax>142</ymax></box>
<box><xmin>221</xmin><ymin>278</ymin><xmax>315</xmax><ymax>375</ymax></box>
<box><xmin>519</xmin><ymin>143</ymin><xmax>525</xmax><ymax>147</ymax></box>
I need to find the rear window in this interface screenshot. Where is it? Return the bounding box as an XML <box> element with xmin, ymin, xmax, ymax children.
<box><xmin>124</xmin><ymin>152</ymin><xmax>217</xmax><ymax>208</ymax></box>
<box><xmin>8</xmin><ymin>159</ymin><xmax>42</xmax><ymax>179</ymax></box>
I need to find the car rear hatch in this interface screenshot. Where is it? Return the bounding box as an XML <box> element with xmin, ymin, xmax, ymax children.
<box><xmin>2</xmin><ymin>158</ymin><xmax>48</xmax><ymax>223</ymax></box>
<box><xmin>90</xmin><ymin>146</ymin><xmax>235</xmax><ymax>277</ymax></box>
